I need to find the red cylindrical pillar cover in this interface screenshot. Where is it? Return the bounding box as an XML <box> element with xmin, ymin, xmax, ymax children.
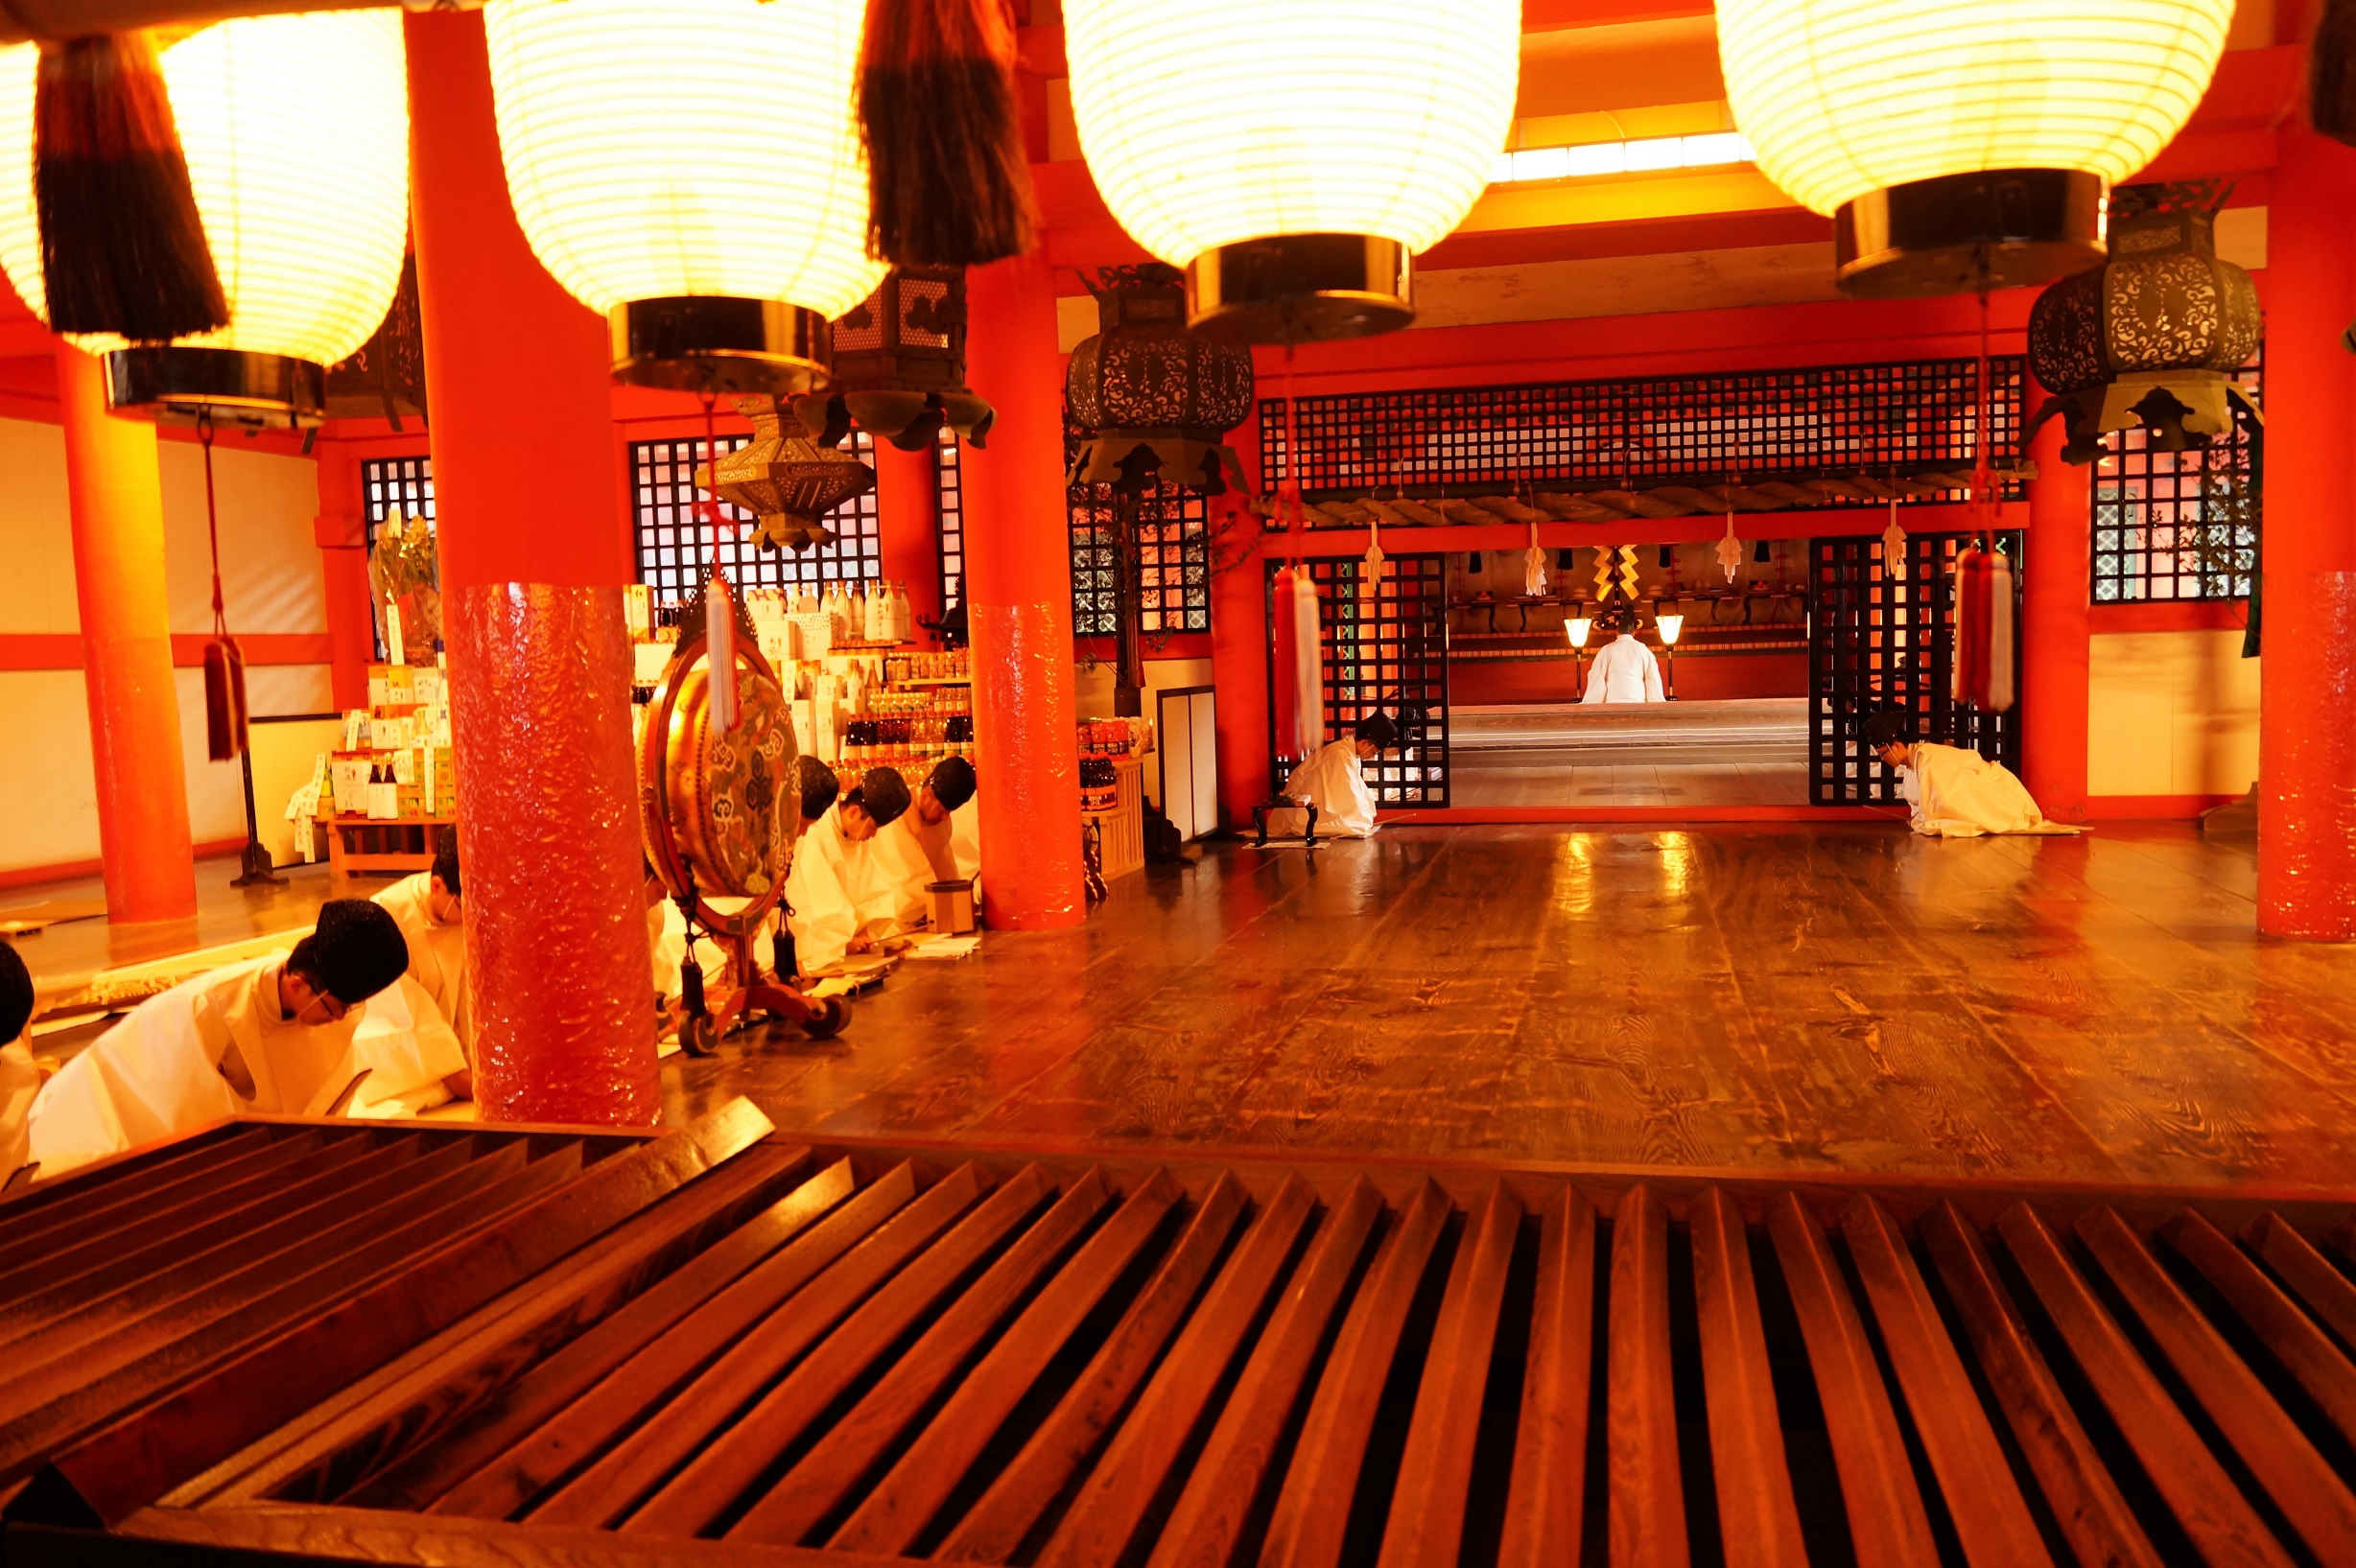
<box><xmin>406</xmin><ymin>9</ymin><xmax>658</xmax><ymax>1120</ymax></box>
<box><xmin>2259</xmin><ymin>122</ymin><xmax>2356</xmax><ymax>940</ymax></box>
<box><xmin>2020</xmin><ymin>372</ymin><xmax>2089</xmax><ymax>823</ymax></box>
<box><xmin>57</xmin><ymin>344</ymin><xmax>198</xmax><ymax>924</ymax></box>
<box><xmin>960</xmin><ymin>254</ymin><xmax>1083</xmax><ymax>928</ymax></box>
<box><xmin>873</xmin><ymin>438</ymin><xmax>944</xmax><ymax>644</ymax></box>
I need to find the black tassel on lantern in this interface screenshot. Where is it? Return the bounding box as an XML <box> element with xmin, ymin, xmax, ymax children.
<box><xmin>35</xmin><ymin>34</ymin><xmax>226</xmax><ymax>341</ymax></box>
<box><xmin>2314</xmin><ymin>0</ymin><xmax>2356</xmax><ymax>145</ymax></box>
<box><xmin>859</xmin><ymin>0</ymin><xmax>1038</xmax><ymax>268</ymax></box>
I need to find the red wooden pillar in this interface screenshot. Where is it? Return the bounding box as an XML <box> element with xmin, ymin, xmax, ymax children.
<box><xmin>961</xmin><ymin>254</ymin><xmax>1083</xmax><ymax>928</ymax></box>
<box><xmin>406</xmin><ymin>9</ymin><xmax>659</xmax><ymax>1120</ymax></box>
<box><xmin>313</xmin><ymin>440</ymin><xmax>374</xmax><ymax>712</ymax></box>
<box><xmin>2258</xmin><ymin>121</ymin><xmax>2356</xmax><ymax>940</ymax></box>
<box><xmin>58</xmin><ymin>344</ymin><xmax>197</xmax><ymax>923</ymax></box>
<box><xmin>2021</xmin><ymin>372</ymin><xmax>2089</xmax><ymax>823</ymax></box>
<box><xmin>1210</xmin><ymin>537</ymin><xmax>1272</xmax><ymax>831</ymax></box>
<box><xmin>873</xmin><ymin>438</ymin><xmax>944</xmax><ymax>644</ymax></box>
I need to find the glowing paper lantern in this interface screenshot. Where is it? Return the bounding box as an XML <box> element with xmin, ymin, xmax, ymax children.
<box><xmin>1063</xmin><ymin>0</ymin><xmax>1519</xmax><ymax>341</ymax></box>
<box><xmin>483</xmin><ymin>0</ymin><xmax>886</xmax><ymax>391</ymax></box>
<box><xmin>0</xmin><ymin>12</ymin><xmax>410</xmax><ymax>423</ymax></box>
<box><xmin>1717</xmin><ymin>0</ymin><xmax>2234</xmax><ymax>296</ymax></box>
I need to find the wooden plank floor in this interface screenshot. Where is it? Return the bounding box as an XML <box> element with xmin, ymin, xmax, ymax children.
<box><xmin>669</xmin><ymin>824</ymin><xmax>2356</xmax><ymax>1188</ymax></box>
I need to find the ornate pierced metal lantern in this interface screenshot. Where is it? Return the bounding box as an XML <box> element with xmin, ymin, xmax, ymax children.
<box><xmin>696</xmin><ymin>394</ymin><xmax>877</xmax><ymax>553</ymax></box>
<box><xmin>794</xmin><ymin>267</ymin><xmax>994</xmax><ymax>452</ymax></box>
<box><xmin>325</xmin><ymin>251</ymin><xmax>427</xmax><ymax>427</ymax></box>
<box><xmin>1065</xmin><ymin>265</ymin><xmax>1255</xmax><ymax>714</ymax></box>
<box><xmin>1067</xmin><ymin>265</ymin><xmax>1255</xmax><ymax>494</ymax></box>
<box><xmin>2026</xmin><ymin>183</ymin><xmax>2262</xmax><ymax>464</ymax></box>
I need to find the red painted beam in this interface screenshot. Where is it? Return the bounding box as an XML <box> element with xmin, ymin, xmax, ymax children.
<box><xmin>0</xmin><ymin>632</ymin><xmax>338</xmax><ymax>671</ymax></box>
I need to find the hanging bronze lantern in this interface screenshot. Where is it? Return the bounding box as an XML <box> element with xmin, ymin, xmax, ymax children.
<box><xmin>1065</xmin><ymin>264</ymin><xmax>1255</xmax><ymax>715</ymax></box>
<box><xmin>792</xmin><ymin>266</ymin><xmax>994</xmax><ymax>452</ymax></box>
<box><xmin>697</xmin><ymin>394</ymin><xmax>877</xmax><ymax>553</ymax></box>
<box><xmin>2026</xmin><ymin>182</ymin><xmax>2262</xmax><ymax>464</ymax></box>
<box><xmin>325</xmin><ymin>249</ymin><xmax>427</xmax><ymax>428</ymax></box>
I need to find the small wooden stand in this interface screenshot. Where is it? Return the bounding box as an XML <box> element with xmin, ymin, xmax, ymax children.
<box><xmin>1080</xmin><ymin>756</ymin><xmax>1146</xmax><ymax>881</ymax></box>
<box><xmin>326</xmin><ymin>814</ymin><xmax>454</xmax><ymax>878</ymax></box>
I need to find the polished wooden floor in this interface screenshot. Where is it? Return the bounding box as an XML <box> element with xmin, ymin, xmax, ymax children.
<box><xmin>672</xmin><ymin>823</ymin><xmax>2356</xmax><ymax>1189</ymax></box>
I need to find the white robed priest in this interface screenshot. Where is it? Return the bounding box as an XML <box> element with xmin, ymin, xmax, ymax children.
<box><xmin>1581</xmin><ymin>606</ymin><xmax>1665</xmax><ymax>704</ymax></box>
<box><xmin>371</xmin><ymin>830</ymin><xmax>474</xmax><ymax>1106</ymax></box>
<box><xmin>0</xmin><ymin>942</ymin><xmax>42</xmax><ymax>1181</ymax></box>
<box><xmin>1266</xmin><ymin>713</ymin><xmax>1398</xmax><ymax>840</ymax></box>
<box><xmin>872</xmin><ymin>756</ymin><xmax>981</xmax><ymax>927</ymax></box>
<box><xmin>28</xmin><ymin>900</ymin><xmax>465</xmax><ymax>1174</ymax></box>
<box><xmin>783</xmin><ymin>765</ymin><xmax>909</xmax><ymax>972</ymax></box>
<box><xmin>1865</xmin><ymin>712</ymin><xmax>2082</xmax><ymax>838</ymax></box>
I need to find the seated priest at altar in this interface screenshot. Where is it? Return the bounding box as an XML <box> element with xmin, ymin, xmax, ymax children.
<box><xmin>1581</xmin><ymin>606</ymin><xmax>1665</xmax><ymax>704</ymax></box>
<box><xmin>785</xmin><ymin>766</ymin><xmax>910</xmax><ymax>972</ymax></box>
<box><xmin>1266</xmin><ymin>713</ymin><xmax>1398</xmax><ymax>840</ymax></box>
<box><xmin>1865</xmin><ymin>712</ymin><xmax>2082</xmax><ymax>838</ymax></box>
<box><xmin>873</xmin><ymin>756</ymin><xmax>980</xmax><ymax>927</ymax></box>
<box><xmin>26</xmin><ymin>901</ymin><xmax>466</xmax><ymax>1174</ymax></box>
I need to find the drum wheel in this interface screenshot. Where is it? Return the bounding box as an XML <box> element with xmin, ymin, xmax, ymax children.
<box><xmin>679</xmin><ymin>1014</ymin><xmax>720</xmax><ymax>1058</ymax></box>
<box><xmin>803</xmin><ymin>994</ymin><xmax>853</xmax><ymax>1040</ymax></box>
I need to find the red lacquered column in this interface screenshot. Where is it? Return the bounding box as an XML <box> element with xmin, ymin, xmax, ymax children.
<box><xmin>2021</xmin><ymin>370</ymin><xmax>2089</xmax><ymax>823</ymax></box>
<box><xmin>960</xmin><ymin>254</ymin><xmax>1083</xmax><ymax>928</ymax></box>
<box><xmin>1209</xmin><ymin>544</ymin><xmax>1272</xmax><ymax>831</ymax></box>
<box><xmin>406</xmin><ymin>9</ymin><xmax>658</xmax><ymax>1120</ymax></box>
<box><xmin>312</xmin><ymin>440</ymin><xmax>375</xmax><ymax>712</ymax></box>
<box><xmin>873</xmin><ymin>437</ymin><xmax>945</xmax><ymax>644</ymax></box>
<box><xmin>2258</xmin><ymin>121</ymin><xmax>2356</xmax><ymax>940</ymax></box>
<box><xmin>58</xmin><ymin>344</ymin><xmax>197</xmax><ymax>923</ymax></box>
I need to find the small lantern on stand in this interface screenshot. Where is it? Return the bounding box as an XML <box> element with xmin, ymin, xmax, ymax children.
<box><xmin>1567</xmin><ymin>616</ymin><xmax>1592</xmax><ymax>699</ymax></box>
<box><xmin>1066</xmin><ymin>264</ymin><xmax>1255</xmax><ymax>715</ymax></box>
<box><xmin>2025</xmin><ymin>181</ymin><xmax>2262</xmax><ymax>464</ymax></box>
<box><xmin>1656</xmin><ymin>612</ymin><xmax>1684</xmax><ymax>700</ymax></box>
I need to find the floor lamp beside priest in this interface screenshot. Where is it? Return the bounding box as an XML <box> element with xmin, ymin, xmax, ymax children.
<box><xmin>26</xmin><ymin>901</ymin><xmax>466</xmax><ymax>1174</ymax></box>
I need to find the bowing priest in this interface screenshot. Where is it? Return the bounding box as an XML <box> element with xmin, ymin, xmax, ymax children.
<box><xmin>372</xmin><ymin>831</ymin><xmax>473</xmax><ymax>1100</ymax></box>
<box><xmin>872</xmin><ymin>756</ymin><xmax>980</xmax><ymax>926</ymax></box>
<box><xmin>1581</xmin><ymin>605</ymin><xmax>1665</xmax><ymax>704</ymax></box>
<box><xmin>1865</xmin><ymin>712</ymin><xmax>2082</xmax><ymax>838</ymax></box>
<box><xmin>785</xmin><ymin>766</ymin><xmax>908</xmax><ymax>972</ymax></box>
<box><xmin>1268</xmin><ymin>713</ymin><xmax>1397</xmax><ymax>840</ymax></box>
<box><xmin>28</xmin><ymin>901</ymin><xmax>460</xmax><ymax>1173</ymax></box>
<box><xmin>0</xmin><ymin>942</ymin><xmax>40</xmax><ymax>1180</ymax></box>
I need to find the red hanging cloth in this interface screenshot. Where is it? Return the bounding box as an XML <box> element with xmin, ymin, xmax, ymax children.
<box><xmin>198</xmin><ymin>412</ymin><xmax>247</xmax><ymax>761</ymax></box>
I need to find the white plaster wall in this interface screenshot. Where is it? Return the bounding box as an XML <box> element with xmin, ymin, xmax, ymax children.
<box><xmin>0</xmin><ymin>668</ymin><xmax>103</xmax><ymax>869</ymax></box>
<box><xmin>2088</xmin><ymin>629</ymin><xmax>2261</xmax><ymax>798</ymax></box>
<box><xmin>0</xmin><ymin>419</ymin><xmax>78</xmax><ymax>635</ymax></box>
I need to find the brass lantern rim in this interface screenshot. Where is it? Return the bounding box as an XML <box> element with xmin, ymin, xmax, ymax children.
<box><xmin>1836</xmin><ymin>169</ymin><xmax>2108</xmax><ymax>299</ymax></box>
<box><xmin>101</xmin><ymin>346</ymin><xmax>327</xmax><ymax>428</ymax></box>
<box><xmin>1186</xmin><ymin>234</ymin><xmax>1413</xmax><ymax>343</ymax></box>
<box><xmin>609</xmin><ymin>296</ymin><xmax>833</xmax><ymax>395</ymax></box>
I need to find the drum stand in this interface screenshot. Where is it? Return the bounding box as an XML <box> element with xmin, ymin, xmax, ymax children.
<box><xmin>670</xmin><ymin>893</ymin><xmax>851</xmax><ymax>1057</ymax></box>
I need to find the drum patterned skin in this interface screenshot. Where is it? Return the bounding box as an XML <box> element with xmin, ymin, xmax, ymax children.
<box><xmin>664</xmin><ymin>658</ymin><xmax>795</xmax><ymax>898</ymax></box>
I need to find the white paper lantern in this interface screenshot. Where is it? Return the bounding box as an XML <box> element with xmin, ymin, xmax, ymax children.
<box><xmin>0</xmin><ymin>12</ymin><xmax>410</xmax><ymax>422</ymax></box>
<box><xmin>1064</xmin><ymin>0</ymin><xmax>1519</xmax><ymax>340</ymax></box>
<box><xmin>483</xmin><ymin>0</ymin><xmax>886</xmax><ymax>391</ymax></box>
<box><xmin>1718</xmin><ymin>0</ymin><xmax>2233</xmax><ymax>295</ymax></box>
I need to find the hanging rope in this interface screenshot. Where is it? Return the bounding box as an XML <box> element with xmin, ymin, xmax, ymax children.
<box><xmin>198</xmin><ymin>410</ymin><xmax>247</xmax><ymax>761</ymax></box>
<box><xmin>696</xmin><ymin>389</ymin><xmax>739</xmax><ymax>733</ymax></box>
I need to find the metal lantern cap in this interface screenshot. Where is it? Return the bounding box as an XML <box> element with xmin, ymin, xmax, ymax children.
<box><xmin>101</xmin><ymin>346</ymin><xmax>326</xmax><ymax>428</ymax></box>
<box><xmin>1185</xmin><ymin>234</ymin><xmax>1412</xmax><ymax>343</ymax></box>
<box><xmin>1836</xmin><ymin>169</ymin><xmax>2108</xmax><ymax>299</ymax></box>
<box><xmin>609</xmin><ymin>297</ymin><xmax>832</xmax><ymax>394</ymax></box>
<box><xmin>698</xmin><ymin>394</ymin><xmax>876</xmax><ymax>553</ymax></box>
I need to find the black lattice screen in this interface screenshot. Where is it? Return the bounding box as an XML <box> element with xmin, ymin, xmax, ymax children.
<box><xmin>1066</xmin><ymin>409</ymin><xmax>1213</xmax><ymax>638</ymax></box>
<box><xmin>1269</xmin><ymin>553</ymin><xmax>1450</xmax><ymax>807</ymax></box>
<box><xmin>2092</xmin><ymin>359</ymin><xmax>2262</xmax><ymax>603</ymax></box>
<box><xmin>630</xmin><ymin>433</ymin><xmax>882</xmax><ymax>607</ymax></box>
<box><xmin>1260</xmin><ymin>357</ymin><xmax>2024</xmax><ymax>510</ymax></box>
<box><xmin>935</xmin><ymin>429</ymin><xmax>965</xmax><ymax>611</ymax></box>
<box><xmin>1809</xmin><ymin>531</ymin><xmax>2022</xmax><ymax>807</ymax></box>
<box><xmin>361</xmin><ymin>456</ymin><xmax>433</xmax><ymax>553</ymax></box>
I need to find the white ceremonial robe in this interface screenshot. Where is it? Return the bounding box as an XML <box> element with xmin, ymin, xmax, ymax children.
<box><xmin>373</xmin><ymin>872</ymin><xmax>471</xmax><ymax>1062</ymax></box>
<box><xmin>27</xmin><ymin>954</ymin><xmax>464</xmax><ymax>1173</ymax></box>
<box><xmin>783</xmin><ymin>807</ymin><xmax>898</xmax><ymax>971</ymax></box>
<box><xmin>0</xmin><ymin>1039</ymin><xmax>39</xmax><ymax>1179</ymax></box>
<box><xmin>870</xmin><ymin>804</ymin><xmax>980</xmax><ymax>926</ymax></box>
<box><xmin>1581</xmin><ymin>634</ymin><xmax>1665</xmax><ymax>704</ymax></box>
<box><xmin>1897</xmin><ymin>743</ymin><xmax>2084</xmax><ymax>838</ymax></box>
<box><xmin>1267</xmin><ymin>739</ymin><xmax>1378</xmax><ymax>839</ymax></box>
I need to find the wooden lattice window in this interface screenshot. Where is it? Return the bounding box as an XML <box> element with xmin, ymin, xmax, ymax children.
<box><xmin>2091</xmin><ymin>359</ymin><xmax>2262</xmax><ymax>603</ymax></box>
<box><xmin>1260</xmin><ymin>356</ymin><xmax>2025</xmax><ymax>512</ymax></box>
<box><xmin>1065</xmin><ymin>407</ymin><xmax>1213</xmax><ymax>638</ymax></box>
<box><xmin>1808</xmin><ymin>530</ymin><xmax>2022</xmax><ymax>807</ymax></box>
<box><xmin>360</xmin><ymin>455</ymin><xmax>432</xmax><ymax>554</ymax></box>
<box><xmin>629</xmin><ymin>433</ymin><xmax>882</xmax><ymax>608</ymax></box>
<box><xmin>1269</xmin><ymin>553</ymin><xmax>1450</xmax><ymax>807</ymax></box>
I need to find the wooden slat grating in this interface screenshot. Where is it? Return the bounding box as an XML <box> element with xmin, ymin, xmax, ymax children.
<box><xmin>11</xmin><ymin>1119</ymin><xmax>2356</xmax><ymax>1568</ymax></box>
